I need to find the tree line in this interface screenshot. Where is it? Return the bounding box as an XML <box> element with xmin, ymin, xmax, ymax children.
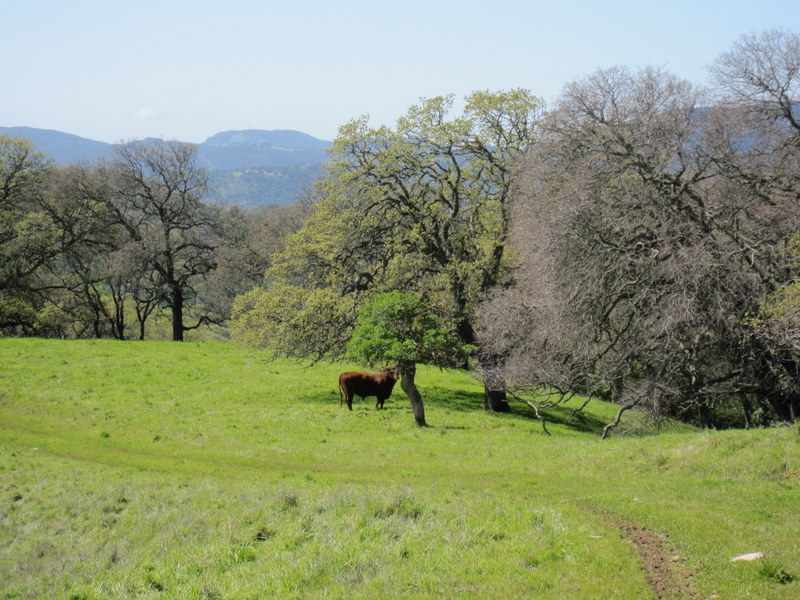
<box><xmin>232</xmin><ymin>29</ymin><xmax>799</xmax><ymax>430</ymax></box>
<box><xmin>3</xmin><ymin>29</ymin><xmax>798</xmax><ymax>431</ymax></box>
<box><xmin>0</xmin><ymin>137</ymin><xmax>308</xmax><ymax>341</ymax></box>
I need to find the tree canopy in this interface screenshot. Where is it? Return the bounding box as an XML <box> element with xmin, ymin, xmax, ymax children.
<box><xmin>347</xmin><ymin>290</ymin><xmax>471</xmax><ymax>425</ymax></box>
<box><xmin>232</xmin><ymin>89</ymin><xmax>543</xmax><ymax>386</ymax></box>
<box><xmin>0</xmin><ymin>136</ymin><xmax>300</xmax><ymax>341</ymax></box>
<box><xmin>347</xmin><ymin>291</ymin><xmax>470</xmax><ymax>371</ymax></box>
<box><xmin>478</xmin><ymin>30</ymin><xmax>800</xmax><ymax>430</ymax></box>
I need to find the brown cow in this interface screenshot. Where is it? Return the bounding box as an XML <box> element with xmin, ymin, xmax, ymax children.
<box><xmin>338</xmin><ymin>366</ymin><xmax>399</xmax><ymax>410</ymax></box>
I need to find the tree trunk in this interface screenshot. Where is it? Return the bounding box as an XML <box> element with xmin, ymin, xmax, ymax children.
<box><xmin>135</xmin><ymin>299</ymin><xmax>156</xmax><ymax>341</ymax></box>
<box><xmin>739</xmin><ymin>392</ymin><xmax>753</xmax><ymax>429</ymax></box>
<box><xmin>110</xmin><ymin>291</ymin><xmax>126</xmax><ymax>340</ymax></box>
<box><xmin>400</xmin><ymin>364</ymin><xmax>427</xmax><ymax>427</ymax></box>
<box><xmin>171</xmin><ymin>287</ymin><xmax>184</xmax><ymax>342</ymax></box>
<box><xmin>765</xmin><ymin>391</ymin><xmax>797</xmax><ymax>423</ymax></box>
<box><xmin>481</xmin><ymin>355</ymin><xmax>511</xmax><ymax>412</ymax></box>
<box><xmin>484</xmin><ymin>388</ymin><xmax>511</xmax><ymax>412</ymax></box>
<box><xmin>697</xmin><ymin>401</ymin><xmax>714</xmax><ymax>429</ymax></box>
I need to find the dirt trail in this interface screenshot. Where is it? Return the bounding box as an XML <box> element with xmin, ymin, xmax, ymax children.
<box><xmin>612</xmin><ymin>519</ymin><xmax>699</xmax><ymax>600</ymax></box>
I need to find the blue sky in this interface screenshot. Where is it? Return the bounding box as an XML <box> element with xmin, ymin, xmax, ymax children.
<box><xmin>4</xmin><ymin>0</ymin><xmax>799</xmax><ymax>143</ymax></box>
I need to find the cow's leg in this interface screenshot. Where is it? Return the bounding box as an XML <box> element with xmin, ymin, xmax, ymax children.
<box><xmin>346</xmin><ymin>392</ymin><xmax>353</xmax><ymax>411</ymax></box>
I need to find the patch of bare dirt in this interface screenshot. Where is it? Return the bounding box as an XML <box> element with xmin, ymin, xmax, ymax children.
<box><xmin>612</xmin><ymin>519</ymin><xmax>699</xmax><ymax>600</ymax></box>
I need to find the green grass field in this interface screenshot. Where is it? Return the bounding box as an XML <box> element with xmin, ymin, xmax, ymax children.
<box><xmin>1</xmin><ymin>338</ymin><xmax>798</xmax><ymax>599</ymax></box>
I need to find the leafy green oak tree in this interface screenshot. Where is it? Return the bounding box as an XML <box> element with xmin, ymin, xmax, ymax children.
<box><xmin>347</xmin><ymin>291</ymin><xmax>471</xmax><ymax>426</ymax></box>
<box><xmin>0</xmin><ymin>135</ymin><xmax>55</xmax><ymax>332</ymax></box>
<box><xmin>232</xmin><ymin>90</ymin><xmax>542</xmax><ymax>409</ymax></box>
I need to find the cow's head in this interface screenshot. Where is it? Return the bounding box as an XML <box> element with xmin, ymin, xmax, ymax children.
<box><xmin>382</xmin><ymin>366</ymin><xmax>399</xmax><ymax>381</ymax></box>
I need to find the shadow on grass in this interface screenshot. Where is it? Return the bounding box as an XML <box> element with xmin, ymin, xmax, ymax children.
<box><xmin>301</xmin><ymin>385</ymin><xmax>610</xmax><ymax>436</ymax></box>
<box><xmin>301</xmin><ymin>389</ymin><xmax>408</xmax><ymax>412</ymax></box>
<box><xmin>537</xmin><ymin>404</ymin><xmax>608</xmax><ymax>434</ymax></box>
<box><xmin>425</xmin><ymin>386</ymin><xmax>609</xmax><ymax>435</ymax></box>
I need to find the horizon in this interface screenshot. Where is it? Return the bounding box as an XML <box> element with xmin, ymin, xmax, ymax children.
<box><xmin>4</xmin><ymin>0</ymin><xmax>800</xmax><ymax>144</ymax></box>
<box><xmin>0</xmin><ymin>125</ymin><xmax>334</xmax><ymax>145</ymax></box>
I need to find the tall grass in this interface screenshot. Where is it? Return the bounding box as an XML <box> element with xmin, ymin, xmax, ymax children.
<box><xmin>1</xmin><ymin>338</ymin><xmax>798</xmax><ymax>599</ymax></box>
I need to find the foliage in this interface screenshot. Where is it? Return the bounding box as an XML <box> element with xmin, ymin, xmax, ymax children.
<box><xmin>1</xmin><ymin>338</ymin><xmax>799</xmax><ymax>599</ymax></box>
<box><xmin>1</xmin><ymin>135</ymin><xmax>300</xmax><ymax>341</ymax></box>
<box><xmin>346</xmin><ymin>291</ymin><xmax>474</xmax><ymax>426</ymax></box>
<box><xmin>327</xmin><ymin>89</ymin><xmax>542</xmax><ymax>342</ymax></box>
<box><xmin>202</xmin><ymin>202</ymin><xmax>311</xmax><ymax>323</ymax></box>
<box><xmin>232</xmin><ymin>90</ymin><xmax>543</xmax><ymax>377</ymax></box>
<box><xmin>347</xmin><ymin>291</ymin><xmax>470</xmax><ymax>369</ymax></box>
<box><xmin>233</xmin><ymin>283</ymin><xmax>357</xmax><ymax>360</ymax></box>
<box><xmin>753</xmin><ymin>234</ymin><xmax>800</xmax><ymax>355</ymax></box>
<box><xmin>346</xmin><ymin>291</ymin><xmax>469</xmax><ymax>426</ymax></box>
<box><xmin>0</xmin><ymin>135</ymin><xmax>55</xmax><ymax>332</ymax></box>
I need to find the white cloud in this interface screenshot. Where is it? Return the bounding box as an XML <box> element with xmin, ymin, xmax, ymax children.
<box><xmin>132</xmin><ymin>108</ymin><xmax>157</xmax><ymax>120</ymax></box>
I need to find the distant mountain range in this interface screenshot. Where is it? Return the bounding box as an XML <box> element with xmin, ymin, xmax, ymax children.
<box><xmin>1</xmin><ymin>127</ymin><xmax>113</xmax><ymax>165</ymax></box>
<box><xmin>199</xmin><ymin>129</ymin><xmax>330</xmax><ymax>170</ymax></box>
<box><xmin>0</xmin><ymin>126</ymin><xmax>332</xmax><ymax>207</ymax></box>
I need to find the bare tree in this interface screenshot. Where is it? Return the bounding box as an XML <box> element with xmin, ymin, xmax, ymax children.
<box><xmin>706</xmin><ymin>29</ymin><xmax>800</xmax><ymax>421</ymax></box>
<box><xmin>479</xmin><ymin>34</ymin><xmax>800</xmax><ymax>432</ymax></box>
<box><xmin>112</xmin><ymin>140</ymin><xmax>221</xmax><ymax>341</ymax></box>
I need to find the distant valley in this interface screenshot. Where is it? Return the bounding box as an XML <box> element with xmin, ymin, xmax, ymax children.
<box><xmin>0</xmin><ymin>126</ymin><xmax>332</xmax><ymax>207</ymax></box>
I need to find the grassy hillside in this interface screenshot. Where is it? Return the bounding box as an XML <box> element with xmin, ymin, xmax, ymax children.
<box><xmin>1</xmin><ymin>339</ymin><xmax>798</xmax><ymax>599</ymax></box>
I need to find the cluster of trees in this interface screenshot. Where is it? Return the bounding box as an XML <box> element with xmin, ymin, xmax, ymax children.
<box><xmin>233</xmin><ymin>30</ymin><xmax>799</xmax><ymax>430</ymax></box>
<box><xmin>479</xmin><ymin>30</ymin><xmax>800</xmax><ymax>431</ymax></box>
<box><xmin>231</xmin><ymin>89</ymin><xmax>543</xmax><ymax>419</ymax></box>
<box><xmin>4</xmin><ymin>29</ymin><xmax>797</xmax><ymax>432</ymax></box>
<box><xmin>0</xmin><ymin>137</ymin><xmax>307</xmax><ymax>341</ymax></box>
